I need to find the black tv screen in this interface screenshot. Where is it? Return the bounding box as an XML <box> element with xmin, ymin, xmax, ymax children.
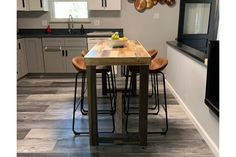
<box><xmin>205</xmin><ymin>40</ymin><xmax>219</xmax><ymax>116</ymax></box>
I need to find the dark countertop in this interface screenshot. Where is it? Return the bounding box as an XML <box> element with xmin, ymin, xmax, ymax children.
<box><xmin>17</xmin><ymin>28</ymin><xmax>123</xmax><ymax>38</ymax></box>
<box><xmin>167</xmin><ymin>41</ymin><xmax>207</xmax><ymax>64</ymax></box>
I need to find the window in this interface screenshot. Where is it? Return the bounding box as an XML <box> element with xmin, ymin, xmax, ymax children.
<box><xmin>177</xmin><ymin>0</ymin><xmax>219</xmax><ymax>54</ymax></box>
<box><xmin>183</xmin><ymin>3</ymin><xmax>211</xmax><ymax>34</ymax></box>
<box><xmin>51</xmin><ymin>0</ymin><xmax>89</xmax><ymax>21</ymax></box>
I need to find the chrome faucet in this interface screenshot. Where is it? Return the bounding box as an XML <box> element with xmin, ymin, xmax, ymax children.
<box><xmin>68</xmin><ymin>14</ymin><xmax>74</xmax><ymax>34</ymax></box>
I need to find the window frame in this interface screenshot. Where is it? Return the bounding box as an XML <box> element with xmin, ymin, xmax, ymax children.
<box><xmin>49</xmin><ymin>0</ymin><xmax>90</xmax><ymax>23</ymax></box>
<box><xmin>177</xmin><ymin>0</ymin><xmax>219</xmax><ymax>55</ymax></box>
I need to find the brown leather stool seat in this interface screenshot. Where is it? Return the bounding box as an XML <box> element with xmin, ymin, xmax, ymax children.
<box><xmin>72</xmin><ymin>56</ymin><xmax>111</xmax><ymax>73</ymax></box>
<box><xmin>81</xmin><ymin>49</ymin><xmax>88</xmax><ymax>57</ymax></box>
<box><xmin>149</xmin><ymin>57</ymin><xmax>168</xmax><ymax>72</ymax></box>
<box><xmin>147</xmin><ymin>49</ymin><xmax>158</xmax><ymax>60</ymax></box>
<box><xmin>72</xmin><ymin>56</ymin><xmax>86</xmax><ymax>72</ymax></box>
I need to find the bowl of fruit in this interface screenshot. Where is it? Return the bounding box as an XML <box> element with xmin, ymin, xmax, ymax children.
<box><xmin>109</xmin><ymin>32</ymin><xmax>128</xmax><ymax>48</ymax></box>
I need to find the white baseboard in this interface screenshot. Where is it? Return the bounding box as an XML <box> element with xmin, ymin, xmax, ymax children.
<box><xmin>165</xmin><ymin>80</ymin><xmax>219</xmax><ymax>157</ymax></box>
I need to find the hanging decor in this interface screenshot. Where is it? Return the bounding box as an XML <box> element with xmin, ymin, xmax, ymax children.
<box><xmin>132</xmin><ymin>0</ymin><xmax>176</xmax><ymax>12</ymax></box>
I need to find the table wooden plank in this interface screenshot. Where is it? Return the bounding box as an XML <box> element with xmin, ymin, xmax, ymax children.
<box><xmin>84</xmin><ymin>40</ymin><xmax>150</xmax><ymax>66</ymax></box>
<box><xmin>139</xmin><ymin>65</ymin><xmax>149</xmax><ymax>146</ymax></box>
<box><xmin>87</xmin><ymin>66</ymin><xmax>98</xmax><ymax>146</ymax></box>
<box><xmin>115</xmin><ymin>92</ymin><xmax>125</xmax><ymax>134</ymax></box>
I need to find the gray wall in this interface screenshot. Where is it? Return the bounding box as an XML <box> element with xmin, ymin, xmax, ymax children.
<box><xmin>166</xmin><ymin>46</ymin><xmax>219</xmax><ymax>156</ymax></box>
<box><xmin>17</xmin><ymin>0</ymin><xmax>180</xmax><ymax>58</ymax></box>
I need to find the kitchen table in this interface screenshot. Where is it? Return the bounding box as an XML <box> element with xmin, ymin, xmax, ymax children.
<box><xmin>84</xmin><ymin>40</ymin><xmax>151</xmax><ymax>146</ymax></box>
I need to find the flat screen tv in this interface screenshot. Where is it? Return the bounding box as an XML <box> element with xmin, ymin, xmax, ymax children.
<box><xmin>205</xmin><ymin>40</ymin><xmax>219</xmax><ymax>116</ymax></box>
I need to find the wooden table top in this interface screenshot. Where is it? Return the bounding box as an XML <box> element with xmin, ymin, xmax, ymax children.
<box><xmin>84</xmin><ymin>40</ymin><xmax>151</xmax><ymax>66</ymax></box>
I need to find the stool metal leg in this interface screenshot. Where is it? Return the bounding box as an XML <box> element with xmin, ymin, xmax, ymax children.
<box><xmin>125</xmin><ymin>72</ymin><xmax>160</xmax><ymax>115</ymax></box>
<box><xmin>72</xmin><ymin>72</ymin><xmax>88</xmax><ymax>135</ymax></box>
<box><xmin>160</xmin><ymin>71</ymin><xmax>168</xmax><ymax>134</ymax></box>
<box><xmin>150</xmin><ymin>73</ymin><xmax>160</xmax><ymax>115</ymax></box>
<box><xmin>149</xmin><ymin>73</ymin><xmax>154</xmax><ymax>98</ymax></box>
<box><xmin>124</xmin><ymin>71</ymin><xmax>169</xmax><ymax>135</ymax></box>
<box><xmin>73</xmin><ymin>71</ymin><xmax>117</xmax><ymax>135</ymax></box>
<box><xmin>107</xmin><ymin>73</ymin><xmax>115</xmax><ymax>133</ymax></box>
<box><xmin>81</xmin><ymin>73</ymin><xmax>88</xmax><ymax>115</ymax></box>
<box><xmin>149</xmin><ymin>71</ymin><xmax>168</xmax><ymax>135</ymax></box>
<box><xmin>125</xmin><ymin>70</ymin><xmax>133</xmax><ymax>133</ymax></box>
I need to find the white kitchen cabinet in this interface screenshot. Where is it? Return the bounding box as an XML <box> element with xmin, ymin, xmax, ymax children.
<box><xmin>17</xmin><ymin>39</ymin><xmax>28</xmax><ymax>79</ymax></box>
<box><xmin>88</xmin><ymin>0</ymin><xmax>121</xmax><ymax>10</ymax></box>
<box><xmin>24</xmin><ymin>38</ymin><xmax>45</xmax><ymax>73</ymax></box>
<box><xmin>42</xmin><ymin>38</ymin><xmax>87</xmax><ymax>73</ymax></box>
<box><xmin>28</xmin><ymin>0</ymin><xmax>49</xmax><ymax>11</ymax></box>
<box><xmin>17</xmin><ymin>0</ymin><xmax>28</xmax><ymax>11</ymax></box>
<box><xmin>17</xmin><ymin>0</ymin><xmax>48</xmax><ymax>11</ymax></box>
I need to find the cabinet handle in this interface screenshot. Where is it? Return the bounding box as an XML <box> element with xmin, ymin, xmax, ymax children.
<box><xmin>22</xmin><ymin>0</ymin><xmax>25</xmax><ymax>8</ymax></box>
<box><xmin>66</xmin><ymin>50</ymin><xmax>68</xmax><ymax>56</ymax></box>
<box><xmin>18</xmin><ymin>43</ymin><xmax>21</xmax><ymax>50</ymax></box>
<box><xmin>40</xmin><ymin>0</ymin><xmax>43</xmax><ymax>8</ymax></box>
<box><xmin>101</xmin><ymin>0</ymin><xmax>104</xmax><ymax>7</ymax></box>
<box><xmin>62</xmin><ymin>50</ymin><xmax>64</xmax><ymax>56</ymax></box>
<box><xmin>44</xmin><ymin>46</ymin><xmax>62</xmax><ymax>52</ymax></box>
<box><xmin>105</xmin><ymin>0</ymin><xmax>107</xmax><ymax>7</ymax></box>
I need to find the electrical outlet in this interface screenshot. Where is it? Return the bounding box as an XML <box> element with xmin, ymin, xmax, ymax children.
<box><xmin>94</xmin><ymin>19</ymin><xmax>100</xmax><ymax>26</ymax></box>
<box><xmin>42</xmin><ymin>20</ymin><xmax>48</xmax><ymax>26</ymax></box>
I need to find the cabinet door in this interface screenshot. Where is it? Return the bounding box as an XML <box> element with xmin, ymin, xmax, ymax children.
<box><xmin>28</xmin><ymin>0</ymin><xmax>48</xmax><ymax>11</ymax></box>
<box><xmin>65</xmin><ymin>47</ymin><xmax>83</xmax><ymax>73</ymax></box>
<box><xmin>19</xmin><ymin>39</ymin><xmax>28</xmax><ymax>76</ymax></box>
<box><xmin>17</xmin><ymin>0</ymin><xmax>28</xmax><ymax>11</ymax></box>
<box><xmin>17</xmin><ymin>40</ymin><xmax>22</xmax><ymax>79</ymax></box>
<box><xmin>17</xmin><ymin>39</ymin><xmax>28</xmax><ymax>79</ymax></box>
<box><xmin>44</xmin><ymin>48</ymin><xmax>66</xmax><ymax>73</ymax></box>
<box><xmin>24</xmin><ymin>38</ymin><xmax>45</xmax><ymax>73</ymax></box>
<box><xmin>105</xmin><ymin>0</ymin><xmax>121</xmax><ymax>10</ymax></box>
<box><xmin>88</xmin><ymin>0</ymin><xmax>121</xmax><ymax>10</ymax></box>
<box><xmin>88</xmin><ymin>0</ymin><xmax>103</xmax><ymax>10</ymax></box>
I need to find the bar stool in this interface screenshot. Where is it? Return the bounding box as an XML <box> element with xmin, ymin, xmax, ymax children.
<box><xmin>80</xmin><ymin>49</ymin><xmax>116</xmax><ymax>114</ymax></box>
<box><xmin>125</xmin><ymin>57</ymin><xmax>169</xmax><ymax>135</ymax></box>
<box><xmin>124</xmin><ymin>49</ymin><xmax>158</xmax><ymax>108</ymax></box>
<box><xmin>125</xmin><ymin>49</ymin><xmax>158</xmax><ymax>97</ymax></box>
<box><xmin>72</xmin><ymin>56</ymin><xmax>115</xmax><ymax>135</ymax></box>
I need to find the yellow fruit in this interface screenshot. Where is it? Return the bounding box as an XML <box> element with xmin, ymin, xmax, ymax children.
<box><xmin>111</xmin><ymin>32</ymin><xmax>119</xmax><ymax>40</ymax></box>
<box><xmin>120</xmin><ymin>37</ymin><xmax>128</xmax><ymax>40</ymax></box>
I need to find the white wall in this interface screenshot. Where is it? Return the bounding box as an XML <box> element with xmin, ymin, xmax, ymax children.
<box><xmin>166</xmin><ymin>45</ymin><xmax>219</xmax><ymax>156</ymax></box>
<box><xmin>17</xmin><ymin>1</ymin><xmax>180</xmax><ymax>58</ymax></box>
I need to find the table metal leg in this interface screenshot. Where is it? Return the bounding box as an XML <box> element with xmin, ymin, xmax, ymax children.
<box><xmin>139</xmin><ymin>65</ymin><xmax>149</xmax><ymax>146</ymax></box>
<box><xmin>87</xmin><ymin>66</ymin><xmax>98</xmax><ymax>146</ymax></box>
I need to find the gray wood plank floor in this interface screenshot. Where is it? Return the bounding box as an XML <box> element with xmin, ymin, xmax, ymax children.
<box><xmin>17</xmin><ymin>76</ymin><xmax>215</xmax><ymax>157</ymax></box>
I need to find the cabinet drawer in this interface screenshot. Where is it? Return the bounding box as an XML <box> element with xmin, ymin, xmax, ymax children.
<box><xmin>64</xmin><ymin>38</ymin><xmax>87</xmax><ymax>47</ymax></box>
<box><xmin>42</xmin><ymin>38</ymin><xmax>64</xmax><ymax>47</ymax></box>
